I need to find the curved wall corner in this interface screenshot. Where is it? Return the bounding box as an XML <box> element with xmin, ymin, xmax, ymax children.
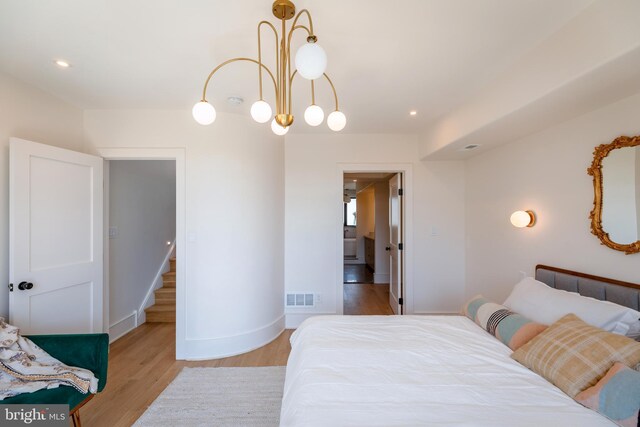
<box><xmin>182</xmin><ymin>315</ymin><xmax>285</xmax><ymax>360</ymax></box>
<box><xmin>84</xmin><ymin>110</ymin><xmax>285</xmax><ymax>360</ymax></box>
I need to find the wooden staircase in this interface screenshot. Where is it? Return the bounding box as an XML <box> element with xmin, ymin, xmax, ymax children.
<box><xmin>145</xmin><ymin>257</ymin><xmax>176</xmax><ymax>323</ymax></box>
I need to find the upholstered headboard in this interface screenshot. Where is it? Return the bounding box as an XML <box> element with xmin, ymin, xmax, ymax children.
<box><xmin>535</xmin><ymin>265</ymin><xmax>640</xmax><ymax>310</ymax></box>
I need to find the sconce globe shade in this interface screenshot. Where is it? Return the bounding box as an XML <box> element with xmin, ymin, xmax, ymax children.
<box><xmin>192</xmin><ymin>101</ymin><xmax>216</xmax><ymax>125</ymax></box>
<box><xmin>327</xmin><ymin>110</ymin><xmax>347</xmax><ymax>131</ymax></box>
<box><xmin>250</xmin><ymin>100</ymin><xmax>272</xmax><ymax>124</ymax></box>
<box><xmin>295</xmin><ymin>42</ymin><xmax>327</xmax><ymax>80</ymax></box>
<box><xmin>271</xmin><ymin>118</ymin><xmax>289</xmax><ymax>136</ymax></box>
<box><xmin>304</xmin><ymin>104</ymin><xmax>325</xmax><ymax>126</ymax></box>
<box><xmin>510</xmin><ymin>210</ymin><xmax>535</xmax><ymax>228</ymax></box>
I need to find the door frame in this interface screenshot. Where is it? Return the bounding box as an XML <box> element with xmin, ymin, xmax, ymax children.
<box><xmin>97</xmin><ymin>148</ymin><xmax>186</xmax><ymax>358</ymax></box>
<box><xmin>336</xmin><ymin>163</ymin><xmax>413</xmax><ymax>314</ymax></box>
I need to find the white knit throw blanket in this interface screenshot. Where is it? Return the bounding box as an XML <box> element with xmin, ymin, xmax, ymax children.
<box><xmin>0</xmin><ymin>319</ymin><xmax>98</xmax><ymax>400</ymax></box>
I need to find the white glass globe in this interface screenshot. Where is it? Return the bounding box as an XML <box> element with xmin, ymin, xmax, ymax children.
<box><xmin>304</xmin><ymin>104</ymin><xmax>324</xmax><ymax>126</ymax></box>
<box><xmin>271</xmin><ymin>118</ymin><xmax>289</xmax><ymax>136</ymax></box>
<box><xmin>327</xmin><ymin>110</ymin><xmax>347</xmax><ymax>131</ymax></box>
<box><xmin>510</xmin><ymin>210</ymin><xmax>534</xmax><ymax>228</ymax></box>
<box><xmin>192</xmin><ymin>101</ymin><xmax>216</xmax><ymax>125</ymax></box>
<box><xmin>250</xmin><ymin>100</ymin><xmax>272</xmax><ymax>124</ymax></box>
<box><xmin>295</xmin><ymin>42</ymin><xmax>327</xmax><ymax>80</ymax></box>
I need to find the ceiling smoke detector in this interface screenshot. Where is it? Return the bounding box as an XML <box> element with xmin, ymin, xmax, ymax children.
<box><xmin>227</xmin><ymin>96</ymin><xmax>244</xmax><ymax>106</ymax></box>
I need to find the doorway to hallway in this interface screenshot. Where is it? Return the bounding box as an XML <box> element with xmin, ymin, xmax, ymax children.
<box><xmin>342</xmin><ymin>172</ymin><xmax>396</xmax><ymax>315</ymax></box>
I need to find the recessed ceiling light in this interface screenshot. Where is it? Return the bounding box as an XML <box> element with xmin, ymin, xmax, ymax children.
<box><xmin>54</xmin><ymin>59</ymin><xmax>70</xmax><ymax>68</ymax></box>
<box><xmin>409</xmin><ymin>110</ymin><xmax>417</xmax><ymax>116</ymax></box>
<box><xmin>353</xmin><ymin>179</ymin><xmax>357</xmax><ymax>182</ymax></box>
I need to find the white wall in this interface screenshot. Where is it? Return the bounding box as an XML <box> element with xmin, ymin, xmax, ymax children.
<box><xmin>0</xmin><ymin>72</ymin><xmax>84</xmax><ymax>318</ymax></box>
<box><xmin>601</xmin><ymin>149</ymin><xmax>637</xmax><ymax>243</ymax></box>
<box><xmin>465</xmin><ymin>91</ymin><xmax>640</xmax><ymax>303</ymax></box>
<box><xmin>109</xmin><ymin>160</ymin><xmax>176</xmax><ymax>330</ymax></box>
<box><xmin>84</xmin><ymin>110</ymin><xmax>284</xmax><ymax>359</ymax></box>
<box><xmin>284</xmin><ymin>133</ymin><xmax>466</xmax><ymax>326</ymax></box>
<box><xmin>355</xmin><ymin>186</ymin><xmax>374</xmax><ymax>263</ymax></box>
<box><xmin>374</xmin><ymin>180</ymin><xmax>390</xmax><ymax>283</ymax></box>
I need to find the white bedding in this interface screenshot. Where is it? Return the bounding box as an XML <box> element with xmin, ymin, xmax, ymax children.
<box><xmin>280</xmin><ymin>315</ymin><xmax>615</xmax><ymax>427</ymax></box>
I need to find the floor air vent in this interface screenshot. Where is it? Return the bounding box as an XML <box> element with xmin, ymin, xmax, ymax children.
<box><xmin>286</xmin><ymin>293</ymin><xmax>315</xmax><ymax>307</ymax></box>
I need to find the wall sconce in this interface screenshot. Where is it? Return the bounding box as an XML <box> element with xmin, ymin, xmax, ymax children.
<box><xmin>510</xmin><ymin>210</ymin><xmax>536</xmax><ymax>228</ymax></box>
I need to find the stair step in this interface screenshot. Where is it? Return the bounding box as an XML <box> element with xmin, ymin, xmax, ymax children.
<box><xmin>154</xmin><ymin>287</ymin><xmax>176</xmax><ymax>304</ymax></box>
<box><xmin>162</xmin><ymin>271</ymin><xmax>176</xmax><ymax>287</ymax></box>
<box><xmin>169</xmin><ymin>257</ymin><xmax>176</xmax><ymax>272</ymax></box>
<box><xmin>145</xmin><ymin>304</ymin><xmax>175</xmax><ymax>323</ymax></box>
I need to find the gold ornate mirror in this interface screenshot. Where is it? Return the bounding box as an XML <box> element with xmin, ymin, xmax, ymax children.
<box><xmin>588</xmin><ymin>135</ymin><xmax>640</xmax><ymax>254</ymax></box>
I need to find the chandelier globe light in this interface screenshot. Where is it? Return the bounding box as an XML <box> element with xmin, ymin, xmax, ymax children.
<box><xmin>250</xmin><ymin>100</ymin><xmax>272</xmax><ymax>123</ymax></box>
<box><xmin>295</xmin><ymin>41</ymin><xmax>327</xmax><ymax>80</ymax></box>
<box><xmin>192</xmin><ymin>101</ymin><xmax>216</xmax><ymax>125</ymax></box>
<box><xmin>193</xmin><ymin>0</ymin><xmax>345</xmax><ymax>135</ymax></box>
<box><xmin>304</xmin><ymin>104</ymin><xmax>324</xmax><ymax>126</ymax></box>
<box><xmin>327</xmin><ymin>110</ymin><xmax>347</xmax><ymax>132</ymax></box>
<box><xmin>271</xmin><ymin>118</ymin><xmax>289</xmax><ymax>136</ymax></box>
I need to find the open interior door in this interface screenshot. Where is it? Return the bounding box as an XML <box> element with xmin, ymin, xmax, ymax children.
<box><xmin>9</xmin><ymin>138</ymin><xmax>104</xmax><ymax>334</ymax></box>
<box><xmin>389</xmin><ymin>173</ymin><xmax>403</xmax><ymax>314</ymax></box>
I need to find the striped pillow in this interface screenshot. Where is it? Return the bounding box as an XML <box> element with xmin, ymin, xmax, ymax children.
<box><xmin>462</xmin><ymin>296</ymin><xmax>547</xmax><ymax>350</ymax></box>
<box><xmin>512</xmin><ymin>313</ymin><xmax>640</xmax><ymax>398</ymax></box>
<box><xmin>575</xmin><ymin>362</ymin><xmax>640</xmax><ymax>427</ymax></box>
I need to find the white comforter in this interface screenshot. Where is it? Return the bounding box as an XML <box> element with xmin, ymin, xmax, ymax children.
<box><xmin>280</xmin><ymin>315</ymin><xmax>614</xmax><ymax>427</ymax></box>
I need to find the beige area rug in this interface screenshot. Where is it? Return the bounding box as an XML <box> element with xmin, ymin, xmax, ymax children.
<box><xmin>133</xmin><ymin>366</ymin><xmax>286</xmax><ymax>427</ymax></box>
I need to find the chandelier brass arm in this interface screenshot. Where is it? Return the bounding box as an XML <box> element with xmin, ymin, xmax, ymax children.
<box><xmin>291</xmin><ymin>9</ymin><xmax>314</xmax><ymax>35</ymax></box>
<box><xmin>289</xmin><ymin>71</ymin><xmax>340</xmax><ymax>112</ymax></box>
<box><xmin>257</xmin><ymin>21</ymin><xmax>279</xmax><ymax>102</ymax></box>
<box><xmin>200</xmin><ymin>58</ymin><xmax>278</xmax><ymax>103</ymax></box>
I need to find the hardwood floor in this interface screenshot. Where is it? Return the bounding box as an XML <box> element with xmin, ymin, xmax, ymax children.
<box><xmin>82</xmin><ymin>324</ymin><xmax>293</xmax><ymax>427</ymax></box>
<box><xmin>344</xmin><ymin>282</ymin><xmax>394</xmax><ymax>315</ymax></box>
<box><xmin>343</xmin><ymin>264</ymin><xmax>374</xmax><ymax>283</ymax></box>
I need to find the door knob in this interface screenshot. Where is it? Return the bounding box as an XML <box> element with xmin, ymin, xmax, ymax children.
<box><xmin>385</xmin><ymin>246</ymin><xmax>391</xmax><ymax>251</ymax></box>
<box><xmin>18</xmin><ymin>282</ymin><xmax>33</xmax><ymax>290</ymax></box>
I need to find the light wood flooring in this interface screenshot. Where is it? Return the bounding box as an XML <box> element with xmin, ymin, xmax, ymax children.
<box><xmin>81</xmin><ymin>324</ymin><xmax>293</xmax><ymax>427</ymax></box>
<box><xmin>343</xmin><ymin>264</ymin><xmax>374</xmax><ymax>284</ymax></box>
<box><xmin>344</xmin><ymin>282</ymin><xmax>394</xmax><ymax>315</ymax></box>
<box><xmin>82</xmin><ymin>279</ymin><xmax>391</xmax><ymax>426</ymax></box>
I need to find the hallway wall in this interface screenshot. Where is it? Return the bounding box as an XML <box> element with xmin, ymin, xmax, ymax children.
<box><xmin>108</xmin><ymin>160</ymin><xmax>176</xmax><ymax>336</ymax></box>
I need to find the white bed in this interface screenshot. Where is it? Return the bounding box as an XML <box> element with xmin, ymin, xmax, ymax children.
<box><xmin>280</xmin><ymin>315</ymin><xmax>615</xmax><ymax>427</ymax></box>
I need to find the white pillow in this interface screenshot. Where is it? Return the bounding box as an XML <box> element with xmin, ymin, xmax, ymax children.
<box><xmin>503</xmin><ymin>277</ymin><xmax>640</xmax><ymax>337</ymax></box>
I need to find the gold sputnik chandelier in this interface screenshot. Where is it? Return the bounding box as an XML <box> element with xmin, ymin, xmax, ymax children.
<box><xmin>192</xmin><ymin>0</ymin><xmax>346</xmax><ymax>135</ymax></box>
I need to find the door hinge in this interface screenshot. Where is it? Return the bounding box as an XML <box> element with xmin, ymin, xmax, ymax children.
<box><xmin>398</xmin><ymin>243</ymin><xmax>404</xmax><ymax>250</ymax></box>
<box><xmin>8</xmin><ymin>283</ymin><xmax>13</xmax><ymax>292</ymax></box>
<box><xmin>398</xmin><ymin>188</ymin><xmax>404</xmax><ymax>196</ymax></box>
<box><xmin>399</xmin><ymin>297</ymin><xmax>403</xmax><ymax>305</ymax></box>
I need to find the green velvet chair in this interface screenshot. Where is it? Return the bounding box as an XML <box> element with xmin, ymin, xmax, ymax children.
<box><xmin>0</xmin><ymin>333</ymin><xmax>109</xmax><ymax>426</ymax></box>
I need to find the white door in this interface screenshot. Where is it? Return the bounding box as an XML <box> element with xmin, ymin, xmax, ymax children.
<box><xmin>9</xmin><ymin>138</ymin><xmax>104</xmax><ymax>334</ymax></box>
<box><xmin>389</xmin><ymin>173</ymin><xmax>403</xmax><ymax>314</ymax></box>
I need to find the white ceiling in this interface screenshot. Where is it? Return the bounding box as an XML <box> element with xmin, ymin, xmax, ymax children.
<box><xmin>0</xmin><ymin>0</ymin><xmax>594</xmax><ymax>134</ymax></box>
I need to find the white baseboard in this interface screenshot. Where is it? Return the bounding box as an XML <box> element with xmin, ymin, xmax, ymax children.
<box><xmin>344</xmin><ymin>259</ymin><xmax>365</xmax><ymax>265</ymax></box>
<box><xmin>109</xmin><ymin>311</ymin><xmax>137</xmax><ymax>343</ymax></box>
<box><xmin>374</xmin><ymin>273</ymin><xmax>390</xmax><ymax>284</ymax></box>
<box><xmin>182</xmin><ymin>315</ymin><xmax>285</xmax><ymax>360</ymax></box>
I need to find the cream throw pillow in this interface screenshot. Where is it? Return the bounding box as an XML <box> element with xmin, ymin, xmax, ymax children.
<box><xmin>511</xmin><ymin>313</ymin><xmax>640</xmax><ymax>398</ymax></box>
